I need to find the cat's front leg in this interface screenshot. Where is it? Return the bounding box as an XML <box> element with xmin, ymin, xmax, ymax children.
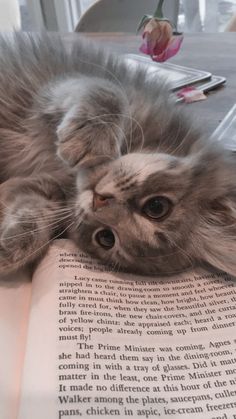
<box><xmin>49</xmin><ymin>78</ymin><xmax>127</xmax><ymax>168</ymax></box>
<box><xmin>0</xmin><ymin>176</ymin><xmax>68</xmax><ymax>275</ymax></box>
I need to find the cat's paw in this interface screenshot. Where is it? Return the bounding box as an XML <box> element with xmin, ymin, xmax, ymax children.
<box><xmin>0</xmin><ymin>194</ymin><xmax>65</xmax><ymax>274</ymax></box>
<box><xmin>0</xmin><ymin>176</ymin><xmax>68</xmax><ymax>275</ymax></box>
<box><xmin>56</xmin><ymin>83</ymin><xmax>126</xmax><ymax>168</ymax></box>
<box><xmin>0</xmin><ymin>205</ymin><xmax>51</xmax><ymax>274</ymax></box>
<box><xmin>57</xmin><ymin>121</ymin><xmax>122</xmax><ymax>168</ymax></box>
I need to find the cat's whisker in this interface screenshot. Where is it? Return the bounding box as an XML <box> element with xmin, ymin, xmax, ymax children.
<box><xmin>109</xmin><ymin>255</ymin><xmax>121</xmax><ymax>273</ymax></box>
<box><xmin>113</xmin><ymin>262</ymin><xmax>121</xmax><ymax>273</ymax></box>
<box><xmin>75</xmin><ymin>221</ymin><xmax>83</xmax><ymax>231</ymax></box>
<box><xmin>89</xmin><ymin>118</ymin><xmax>130</xmax><ymax>155</ymax></box>
<box><xmin>108</xmin><ymin>121</ymin><xmax>132</xmax><ymax>156</ymax></box>
<box><xmin>0</xmin><ymin>198</ymin><xmax>72</xmax><ymax>214</ymax></box>
<box><xmin>163</xmin><ymin>119</ymin><xmax>182</xmax><ymax>156</ymax></box>
<box><xmin>151</xmin><ymin>265</ymin><xmax>195</xmax><ymax>275</ymax></box>
<box><xmin>7</xmin><ymin>211</ymin><xmax>73</xmax><ymax>225</ymax></box>
<box><xmin>73</xmin><ymin>206</ymin><xmax>89</xmax><ymax>230</ymax></box>
<box><xmin>75</xmin><ymin>55</ymin><xmax>137</xmax><ymax>156</ymax></box>
<box><xmin>199</xmin><ymin>214</ymin><xmax>236</xmax><ymax>233</ymax></box>
<box><xmin>108</xmin><ymin>120</ymin><xmax>131</xmax><ymax>155</ymax></box>
<box><xmin>133</xmin><ymin>250</ymin><xmax>182</xmax><ymax>259</ymax></box>
<box><xmin>75</xmin><ymin>56</ymin><xmax>132</xmax><ymax>119</ymax></box>
<box><xmin>0</xmin><ymin>205</ymin><xmax>73</xmax><ymax>222</ymax></box>
<box><xmin>82</xmin><ymin>113</ymin><xmax>144</xmax><ymax>153</ymax></box>
<box><xmin>1</xmin><ymin>213</ymin><xmax>73</xmax><ymax>240</ymax></box>
<box><xmin>31</xmin><ymin>211</ymin><xmax>73</xmax><ymax>221</ymax></box>
<box><xmin>166</xmin><ymin>135</ymin><xmax>184</xmax><ymax>157</ymax></box>
<box><xmin>152</xmin><ymin>116</ymin><xmax>165</xmax><ymax>153</ymax></box>
<box><xmin>167</xmin><ymin>239</ymin><xmax>194</xmax><ymax>270</ymax></box>
<box><xmin>167</xmin><ymin>123</ymin><xmax>193</xmax><ymax>156</ymax></box>
<box><xmin>115</xmin><ymin>250</ymin><xmax>130</xmax><ymax>271</ymax></box>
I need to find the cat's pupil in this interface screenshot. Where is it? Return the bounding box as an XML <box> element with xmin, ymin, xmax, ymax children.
<box><xmin>142</xmin><ymin>196</ymin><xmax>171</xmax><ymax>220</ymax></box>
<box><xmin>95</xmin><ymin>229</ymin><xmax>115</xmax><ymax>249</ymax></box>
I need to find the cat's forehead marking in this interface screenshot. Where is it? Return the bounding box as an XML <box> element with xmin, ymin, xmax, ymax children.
<box><xmin>116</xmin><ymin>174</ymin><xmax>136</xmax><ymax>188</ymax></box>
<box><xmin>116</xmin><ymin>173</ymin><xmax>138</xmax><ymax>191</ymax></box>
<box><xmin>119</xmin><ymin>181</ymin><xmax>137</xmax><ymax>192</ymax></box>
<box><xmin>96</xmin><ymin>153</ymin><xmax>176</xmax><ymax>196</ymax></box>
<box><xmin>117</xmin><ymin>154</ymin><xmax>173</xmax><ymax>184</ymax></box>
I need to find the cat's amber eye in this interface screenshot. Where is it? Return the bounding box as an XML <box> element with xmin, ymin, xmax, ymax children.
<box><xmin>142</xmin><ymin>196</ymin><xmax>172</xmax><ymax>220</ymax></box>
<box><xmin>95</xmin><ymin>229</ymin><xmax>115</xmax><ymax>249</ymax></box>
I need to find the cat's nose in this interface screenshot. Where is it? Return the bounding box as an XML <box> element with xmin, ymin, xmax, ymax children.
<box><xmin>93</xmin><ymin>193</ymin><xmax>112</xmax><ymax>211</ymax></box>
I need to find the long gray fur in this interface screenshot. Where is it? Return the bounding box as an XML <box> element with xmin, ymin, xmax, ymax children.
<box><xmin>0</xmin><ymin>32</ymin><xmax>235</xmax><ymax>277</ymax></box>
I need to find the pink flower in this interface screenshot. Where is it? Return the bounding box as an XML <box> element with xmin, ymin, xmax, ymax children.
<box><xmin>140</xmin><ymin>18</ymin><xmax>183</xmax><ymax>62</ymax></box>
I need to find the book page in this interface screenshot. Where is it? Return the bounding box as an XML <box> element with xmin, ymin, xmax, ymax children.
<box><xmin>0</xmin><ymin>271</ymin><xmax>31</xmax><ymax>419</ymax></box>
<box><xmin>18</xmin><ymin>239</ymin><xmax>236</xmax><ymax>419</ymax></box>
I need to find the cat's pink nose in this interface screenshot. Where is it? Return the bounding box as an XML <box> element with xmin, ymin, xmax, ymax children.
<box><xmin>93</xmin><ymin>193</ymin><xmax>111</xmax><ymax>211</ymax></box>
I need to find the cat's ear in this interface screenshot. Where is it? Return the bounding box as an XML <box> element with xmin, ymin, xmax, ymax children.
<box><xmin>192</xmin><ymin>147</ymin><xmax>236</xmax><ymax>276</ymax></box>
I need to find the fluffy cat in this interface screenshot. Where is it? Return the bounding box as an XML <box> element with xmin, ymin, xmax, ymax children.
<box><xmin>0</xmin><ymin>33</ymin><xmax>235</xmax><ymax>277</ymax></box>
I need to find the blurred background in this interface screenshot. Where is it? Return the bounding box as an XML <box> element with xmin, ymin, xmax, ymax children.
<box><xmin>1</xmin><ymin>0</ymin><xmax>236</xmax><ymax>32</ymax></box>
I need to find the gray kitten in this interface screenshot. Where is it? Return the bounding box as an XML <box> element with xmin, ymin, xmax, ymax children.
<box><xmin>0</xmin><ymin>33</ymin><xmax>235</xmax><ymax>277</ymax></box>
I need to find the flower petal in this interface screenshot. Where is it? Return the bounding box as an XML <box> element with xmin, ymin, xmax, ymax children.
<box><xmin>139</xmin><ymin>41</ymin><xmax>150</xmax><ymax>55</ymax></box>
<box><xmin>143</xmin><ymin>30</ymin><xmax>170</xmax><ymax>56</ymax></box>
<box><xmin>152</xmin><ymin>35</ymin><xmax>183</xmax><ymax>62</ymax></box>
<box><xmin>165</xmin><ymin>35</ymin><xmax>183</xmax><ymax>57</ymax></box>
<box><xmin>177</xmin><ymin>86</ymin><xmax>207</xmax><ymax>103</ymax></box>
<box><xmin>139</xmin><ymin>15</ymin><xmax>183</xmax><ymax>62</ymax></box>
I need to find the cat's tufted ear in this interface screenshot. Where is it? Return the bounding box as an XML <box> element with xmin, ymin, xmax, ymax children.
<box><xmin>55</xmin><ymin>78</ymin><xmax>127</xmax><ymax>168</ymax></box>
<box><xmin>191</xmin><ymin>146</ymin><xmax>236</xmax><ymax>276</ymax></box>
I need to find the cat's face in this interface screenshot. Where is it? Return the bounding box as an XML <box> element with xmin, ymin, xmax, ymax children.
<box><xmin>71</xmin><ymin>152</ymin><xmax>203</xmax><ymax>275</ymax></box>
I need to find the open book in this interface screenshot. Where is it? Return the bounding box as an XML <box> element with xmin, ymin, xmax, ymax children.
<box><xmin>1</xmin><ymin>239</ymin><xmax>236</xmax><ymax>419</ymax></box>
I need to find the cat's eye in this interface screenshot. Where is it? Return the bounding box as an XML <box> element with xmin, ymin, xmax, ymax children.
<box><xmin>95</xmin><ymin>229</ymin><xmax>115</xmax><ymax>249</ymax></box>
<box><xmin>142</xmin><ymin>196</ymin><xmax>172</xmax><ymax>220</ymax></box>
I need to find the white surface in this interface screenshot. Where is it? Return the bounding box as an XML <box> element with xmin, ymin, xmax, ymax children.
<box><xmin>0</xmin><ymin>0</ymin><xmax>21</xmax><ymax>30</ymax></box>
<box><xmin>0</xmin><ymin>272</ymin><xmax>31</xmax><ymax>419</ymax></box>
<box><xmin>76</xmin><ymin>0</ymin><xmax>179</xmax><ymax>32</ymax></box>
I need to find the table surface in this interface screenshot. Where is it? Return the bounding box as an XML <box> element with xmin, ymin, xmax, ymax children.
<box><xmin>63</xmin><ymin>32</ymin><xmax>236</xmax><ymax>136</ymax></box>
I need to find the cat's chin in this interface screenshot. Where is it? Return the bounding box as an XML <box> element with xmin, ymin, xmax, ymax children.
<box><xmin>113</xmin><ymin>256</ymin><xmax>195</xmax><ymax>277</ymax></box>
<box><xmin>71</xmin><ymin>226</ymin><xmax>195</xmax><ymax>278</ymax></box>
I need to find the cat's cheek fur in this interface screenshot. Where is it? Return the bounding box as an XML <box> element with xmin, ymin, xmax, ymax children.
<box><xmin>175</xmin><ymin>149</ymin><xmax>236</xmax><ymax>277</ymax></box>
<box><xmin>196</xmin><ymin>202</ymin><xmax>236</xmax><ymax>277</ymax></box>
